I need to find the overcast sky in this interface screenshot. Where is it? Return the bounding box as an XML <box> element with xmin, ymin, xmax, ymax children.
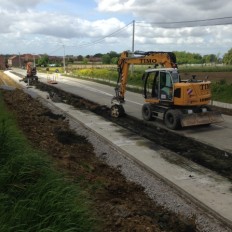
<box><xmin>0</xmin><ymin>0</ymin><xmax>232</xmax><ymax>57</ymax></box>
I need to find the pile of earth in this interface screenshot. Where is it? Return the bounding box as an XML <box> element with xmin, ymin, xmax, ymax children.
<box><xmin>1</xmin><ymin>88</ymin><xmax>196</xmax><ymax>232</ymax></box>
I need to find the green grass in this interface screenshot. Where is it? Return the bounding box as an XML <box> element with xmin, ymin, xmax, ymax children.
<box><xmin>0</xmin><ymin>92</ymin><xmax>98</xmax><ymax>232</ymax></box>
<box><xmin>211</xmin><ymin>80</ymin><xmax>232</xmax><ymax>103</ymax></box>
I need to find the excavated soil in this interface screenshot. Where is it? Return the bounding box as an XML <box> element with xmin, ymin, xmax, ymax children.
<box><xmin>1</xmin><ymin>88</ymin><xmax>197</xmax><ymax>232</ymax></box>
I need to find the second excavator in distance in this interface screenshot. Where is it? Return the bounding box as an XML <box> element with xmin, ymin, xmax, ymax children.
<box><xmin>110</xmin><ymin>50</ymin><xmax>223</xmax><ymax>130</ymax></box>
<box><xmin>22</xmin><ymin>62</ymin><xmax>38</xmax><ymax>83</ymax></box>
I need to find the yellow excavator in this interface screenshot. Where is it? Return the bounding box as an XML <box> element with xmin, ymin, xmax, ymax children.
<box><xmin>111</xmin><ymin>51</ymin><xmax>223</xmax><ymax>129</ymax></box>
<box><xmin>22</xmin><ymin>62</ymin><xmax>38</xmax><ymax>83</ymax></box>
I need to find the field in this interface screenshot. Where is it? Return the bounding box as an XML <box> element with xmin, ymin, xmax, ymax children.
<box><xmin>179</xmin><ymin>71</ymin><xmax>232</xmax><ymax>84</ymax></box>
<box><xmin>40</xmin><ymin>64</ymin><xmax>232</xmax><ymax>84</ymax></box>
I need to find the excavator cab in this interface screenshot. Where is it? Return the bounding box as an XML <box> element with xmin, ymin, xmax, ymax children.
<box><xmin>143</xmin><ymin>68</ymin><xmax>180</xmax><ymax>102</ymax></box>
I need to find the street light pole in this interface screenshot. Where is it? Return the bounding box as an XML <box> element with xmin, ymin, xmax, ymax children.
<box><xmin>18</xmin><ymin>52</ymin><xmax>21</xmax><ymax>68</ymax></box>
<box><xmin>131</xmin><ymin>20</ymin><xmax>135</xmax><ymax>75</ymax></box>
<box><xmin>33</xmin><ymin>54</ymin><xmax>35</xmax><ymax>67</ymax></box>
<box><xmin>132</xmin><ymin>20</ymin><xmax>135</xmax><ymax>54</ymax></box>
<box><xmin>63</xmin><ymin>45</ymin><xmax>66</xmax><ymax>74</ymax></box>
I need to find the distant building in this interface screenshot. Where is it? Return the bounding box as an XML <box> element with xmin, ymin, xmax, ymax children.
<box><xmin>0</xmin><ymin>56</ymin><xmax>5</xmax><ymax>69</ymax></box>
<box><xmin>88</xmin><ymin>56</ymin><xmax>102</xmax><ymax>63</ymax></box>
<box><xmin>48</xmin><ymin>55</ymin><xmax>63</xmax><ymax>64</ymax></box>
<box><xmin>8</xmin><ymin>55</ymin><xmax>23</xmax><ymax>67</ymax></box>
<box><xmin>22</xmin><ymin>54</ymin><xmax>34</xmax><ymax>62</ymax></box>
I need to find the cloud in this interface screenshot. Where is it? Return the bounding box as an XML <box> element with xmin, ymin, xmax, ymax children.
<box><xmin>97</xmin><ymin>0</ymin><xmax>232</xmax><ymax>24</ymax></box>
<box><xmin>0</xmin><ymin>9</ymin><xmax>125</xmax><ymax>39</ymax></box>
<box><xmin>94</xmin><ymin>0</ymin><xmax>232</xmax><ymax>55</ymax></box>
<box><xmin>0</xmin><ymin>0</ymin><xmax>46</xmax><ymax>10</ymax></box>
<box><xmin>0</xmin><ymin>0</ymin><xmax>232</xmax><ymax>56</ymax></box>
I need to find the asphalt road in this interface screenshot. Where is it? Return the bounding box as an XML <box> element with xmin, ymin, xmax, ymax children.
<box><xmin>11</xmin><ymin>69</ymin><xmax>232</xmax><ymax>153</ymax></box>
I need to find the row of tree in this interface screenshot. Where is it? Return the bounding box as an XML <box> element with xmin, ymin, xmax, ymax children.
<box><xmin>36</xmin><ymin>48</ymin><xmax>232</xmax><ymax>67</ymax></box>
<box><xmin>89</xmin><ymin>49</ymin><xmax>232</xmax><ymax>65</ymax></box>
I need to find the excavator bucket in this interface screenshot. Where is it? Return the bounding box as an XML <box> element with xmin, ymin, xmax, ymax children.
<box><xmin>180</xmin><ymin>111</ymin><xmax>224</xmax><ymax>127</ymax></box>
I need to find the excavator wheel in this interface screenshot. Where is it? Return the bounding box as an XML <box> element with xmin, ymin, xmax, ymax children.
<box><xmin>110</xmin><ymin>104</ymin><xmax>125</xmax><ymax>118</ymax></box>
<box><xmin>142</xmin><ymin>103</ymin><xmax>153</xmax><ymax>121</ymax></box>
<box><xmin>164</xmin><ymin>109</ymin><xmax>182</xmax><ymax>130</ymax></box>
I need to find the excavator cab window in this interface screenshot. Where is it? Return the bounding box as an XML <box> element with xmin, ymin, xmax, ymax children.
<box><xmin>143</xmin><ymin>69</ymin><xmax>177</xmax><ymax>101</ymax></box>
<box><xmin>143</xmin><ymin>71</ymin><xmax>158</xmax><ymax>99</ymax></box>
<box><xmin>160</xmin><ymin>71</ymin><xmax>173</xmax><ymax>100</ymax></box>
<box><xmin>171</xmin><ymin>70</ymin><xmax>180</xmax><ymax>83</ymax></box>
<box><xmin>152</xmin><ymin>71</ymin><xmax>159</xmax><ymax>98</ymax></box>
<box><xmin>143</xmin><ymin>71</ymin><xmax>155</xmax><ymax>99</ymax></box>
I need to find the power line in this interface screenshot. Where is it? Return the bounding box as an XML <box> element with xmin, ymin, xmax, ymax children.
<box><xmin>47</xmin><ymin>46</ymin><xmax>63</xmax><ymax>56</ymax></box>
<box><xmin>46</xmin><ymin>16</ymin><xmax>232</xmax><ymax>55</ymax></box>
<box><xmin>137</xmin><ymin>16</ymin><xmax>232</xmax><ymax>25</ymax></box>
<box><xmin>44</xmin><ymin>22</ymin><xmax>133</xmax><ymax>56</ymax></box>
<box><xmin>75</xmin><ymin>21</ymin><xmax>133</xmax><ymax>48</ymax></box>
<box><xmin>136</xmin><ymin>16</ymin><xmax>232</xmax><ymax>28</ymax></box>
<box><xmin>67</xmin><ymin>17</ymin><xmax>232</xmax><ymax>51</ymax></box>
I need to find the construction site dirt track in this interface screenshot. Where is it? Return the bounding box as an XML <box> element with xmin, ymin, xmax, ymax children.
<box><xmin>1</xmin><ymin>72</ymin><xmax>232</xmax><ymax>231</ymax></box>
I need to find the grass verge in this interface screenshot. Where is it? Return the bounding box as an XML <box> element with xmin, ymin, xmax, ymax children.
<box><xmin>211</xmin><ymin>80</ymin><xmax>232</xmax><ymax>103</ymax></box>
<box><xmin>0</xmin><ymin>91</ymin><xmax>97</xmax><ymax>232</ymax></box>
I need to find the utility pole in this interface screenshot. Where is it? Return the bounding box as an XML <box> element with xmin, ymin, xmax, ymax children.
<box><xmin>63</xmin><ymin>45</ymin><xmax>66</xmax><ymax>74</ymax></box>
<box><xmin>131</xmin><ymin>20</ymin><xmax>135</xmax><ymax>75</ymax></box>
<box><xmin>18</xmin><ymin>52</ymin><xmax>21</xmax><ymax>68</ymax></box>
<box><xmin>33</xmin><ymin>54</ymin><xmax>35</xmax><ymax>67</ymax></box>
<box><xmin>132</xmin><ymin>20</ymin><xmax>135</xmax><ymax>54</ymax></box>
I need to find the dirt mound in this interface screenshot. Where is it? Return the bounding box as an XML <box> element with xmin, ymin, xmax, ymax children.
<box><xmin>1</xmin><ymin>88</ymin><xmax>196</xmax><ymax>231</ymax></box>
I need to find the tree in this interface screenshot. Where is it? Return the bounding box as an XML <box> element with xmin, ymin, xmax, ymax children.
<box><xmin>223</xmin><ymin>48</ymin><xmax>232</xmax><ymax>65</ymax></box>
<box><xmin>174</xmin><ymin>51</ymin><xmax>202</xmax><ymax>64</ymax></box>
<box><xmin>37</xmin><ymin>54</ymin><xmax>49</xmax><ymax>67</ymax></box>
<box><xmin>108</xmin><ymin>51</ymin><xmax>119</xmax><ymax>59</ymax></box>
<box><xmin>82</xmin><ymin>58</ymin><xmax>88</xmax><ymax>64</ymax></box>
<box><xmin>111</xmin><ymin>57</ymin><xmax>118</xmax><ymax>64</ymax></box>
<box><xmin>102</xmin><ymin>54</ymin><xmax>111</xmax><ymax>64</ymax></box>
<box><xmin>206</xmin><ymin>54</ymin><xmax>217</xmax><ymax>63</ymax></box>
<box><xmin>77</xmin><ymin>55</ymin><xmax>83</xmax><ymax>61</ymax></box>
<box><xmin>93</xmin><ymin>53</ymin><xmax>103</xmax><ymax>58</ymax></box>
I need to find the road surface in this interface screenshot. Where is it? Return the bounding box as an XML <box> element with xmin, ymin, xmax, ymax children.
<box><xmin>10</xmin><ymin>69</ymin><xmax>232</xmax><ymax>153</ymax></box>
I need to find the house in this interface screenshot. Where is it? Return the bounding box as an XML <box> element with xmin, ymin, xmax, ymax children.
<box><xmin>88</xmin><ymin>56</ymin><xmax>102</xmax><ymax>63</ymax></box>
<box><xmin>22</xmin><ymin>54</ymin><xmax>34</xmax><ymax>62</ymax></box>
<box><xmin>0</xmin><ymin>56</ymin><xmax>5</xmax><ymax>69</ymax></box>
<box><xmin>8</xmin><ymin>55</ymin><xmax>23</xmax><ymax>67</ymax></box>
